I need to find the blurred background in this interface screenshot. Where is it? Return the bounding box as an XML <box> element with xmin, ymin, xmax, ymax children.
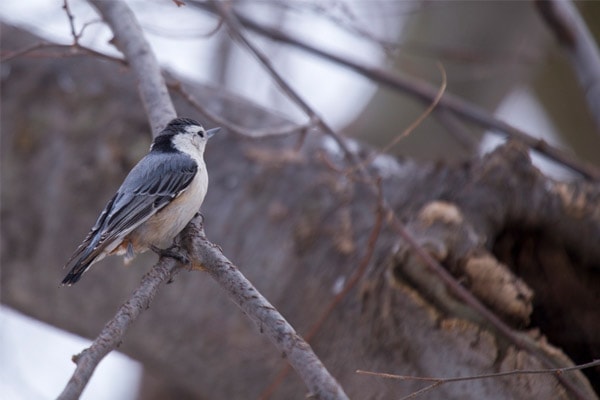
<box><xmin>1</xmin><ymin>1</ymin><xmax>599</xmax><ymax>399</ymax></box>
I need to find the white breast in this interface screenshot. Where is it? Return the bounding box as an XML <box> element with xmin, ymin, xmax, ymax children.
<box><xmin>130</xmin><ymin>162</ymin><xmax>208</xmax><ymax>250</ymax></box>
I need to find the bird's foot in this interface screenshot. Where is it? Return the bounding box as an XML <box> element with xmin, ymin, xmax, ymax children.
<box><xmin>150</xmin><ymin>245</ymin><xmax>190</xmax><ymax>265</ymax></box>
<box><xmin>193</xmin><ymin>212</ymin><xmax>205</xmax><ymax>224</ymax></box>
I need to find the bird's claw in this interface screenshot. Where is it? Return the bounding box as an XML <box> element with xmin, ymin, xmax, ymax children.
<box><xmin>193</xmin><ymin>212</ymin><xmax>205</xmax><ymax>224</ymax></box>
<box><xmin>150</xmin><ymin>245</ymin><xmax>190</xmax><ymax>265</ymax></box>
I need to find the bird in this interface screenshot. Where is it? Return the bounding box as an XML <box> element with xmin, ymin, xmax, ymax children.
<box><xmin>61</xmin><ymin>117</ymin><xmax>219</xmax><ymax>285</ymax></box>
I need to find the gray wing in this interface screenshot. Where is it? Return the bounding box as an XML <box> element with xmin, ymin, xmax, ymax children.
<box><xmin>62</xmin><ymin>152</ymin><xmax>197</xmax><ymax>284</ymax></box>
<box><xmin>102</xmin><ymin>152</ymin><xmax>198</xmax><ymax>240</ymax></box>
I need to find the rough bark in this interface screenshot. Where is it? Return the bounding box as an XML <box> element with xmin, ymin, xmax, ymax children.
<box><xmin>1</xmin><ymin>24</ymin><xmax>598</xmax><ymax>399</ymax></box>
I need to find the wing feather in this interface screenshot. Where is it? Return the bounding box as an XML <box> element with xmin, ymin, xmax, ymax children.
<box><xmin>62</xmin><ymin>152</ymin><xmax>197</xmax><ymax>284</ymax></box>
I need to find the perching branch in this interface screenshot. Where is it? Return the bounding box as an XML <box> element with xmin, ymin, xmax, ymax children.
<box><xmin>184</xmin><ymin>218</ymin><xmax>349</xmax><ymax>400</ymax></box>
<box><xmin>535</xmin><ymin>0</ymin><xmax>600</xmax><ymax>134</ymax></box>
<box><xmin>58</xmin><ymin>1</ymin><xmax>348</xmax><ymax>399</ymax></box>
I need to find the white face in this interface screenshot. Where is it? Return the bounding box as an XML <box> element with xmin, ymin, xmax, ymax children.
<box><xmin>184</xmin><ymin>124</ymin><xmax>204</xmax><ymax>136</ymax></box>
<box><xmin>172</xmin><ymin>124</ymin><xmax>208</xmax><ymax>162</ymax></box>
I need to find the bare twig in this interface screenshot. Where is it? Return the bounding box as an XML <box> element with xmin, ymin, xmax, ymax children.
<box><xmin>535</xmin><ymin>0</ymin><xmax>600</xmax><ymax>134</ymax></box>
<box><xmin>0</xmin><ymin>42</ymin><xmax>126</xmax><ymax>65</ymax></box>
<box><xmin>62</xmin><ymin>0</ymin><xmax>80</xmax><ymax>45</ymax></box>
<box><xmin>57</xmin><ymin>258</ymin><xmax>179</xmax><ymax>400</ymax></box>
<box><xmin>433</xmin><ymin>107</ymin><xmax>479</xmax><ymax>152</ymax></box>
<box><xmin>169</xmin><ymin>80</ymin><xmax>314</xmax><ymax>138</ymax></box>
<box><xmin>348</xmin><ymin>62</ymin><xmax>447</xmax><ymax>173</ymax></box>
<box><xmin>61</xmin><ymin>0</ymin><xmax>103</xmax><ymax>49</ymax></box>
<box><xmin>357</xmin><ymin>359</ymin><xmax>600</xmax><ymax>400</ymax></box>
<box><xmin>90</xmin><ymin>0</ymin><xmax>177</xmax><ymax>135</ymax></box>
<box><xmin>193</xmin><ymin>1</ymin><xmax>600</xmax><ymax>180</ymax></box>
<box><xmin>380</xmin><ymin>62</ymin><xmax>447</xmax><ymax>154</ymax></box>
<box><xmin>1</xmin><ymin>42</ymin><xmax>57</xmax><ymax>61</ymax></box>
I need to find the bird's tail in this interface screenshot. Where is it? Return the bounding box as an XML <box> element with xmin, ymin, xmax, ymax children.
<box><xmin>61</xmin><ymin>262</ymin><xmax>92</xmax><ymax>286</ymax></box>
<box><xmin>61</xmin><ymin>236</ymin><xmax>104</xmax><ymax>286</ymax></box>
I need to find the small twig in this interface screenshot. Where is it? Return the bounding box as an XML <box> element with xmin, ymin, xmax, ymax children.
<box><xmin>61</xmin><ymin>0</ymin><xmax>103</xmax><ymax>49</ymax></box>
<box><xmin>1</xmin><ymin>42</ymin><xmax>127</xmax><ymax>65</ymax></box>
<box><xmin>78</xmin><ymin>18</ymin><xmax>103</xmax><ymax>38</ymax></box>
<box><xmin>169</xmin><ymin>80</ymin><xmax>314</xmax><ymax>138</ymax></box>
<box><xmin>433</xmin><ymin>107</ymin><xmax>479</xmax><ymax>152</ymax></box>
<box><xmin>348</xmin><ymin>62</ymin><xmax>447</xmax><ymax>174</ymax></box>
<box><xmin>535</xmin><ymin>0</ymin><xmax>600</xmax><ymax>134</ymax></box>
<box><xmin>1</xmin><ymin>42</ymin><xmax>54</xmax><ymax>61</ymax></box>
<box><xmin>57</xmin><ymin>259</ymin><xmax>180</xmax><ymax>400</ymax></box>
<box><xmin>380</xmin><ymin>62</ymin><xmax>447</xmax><ymax>154</ymax></box>
<box><xmin>62</xmin><ymin>0</ymin><xmax>80</xmax><ymax>45</ymax></box>
<box><xmin>356</xmin><ymin>359</ymin><xmax>600</xmax><ymax>400</ymax></box>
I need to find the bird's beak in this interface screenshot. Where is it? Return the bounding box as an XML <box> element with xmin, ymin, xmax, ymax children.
<box><xmin>206</xmin><ymin>127</ymin><xmax>221</xmax><ymax>138</ymax></box>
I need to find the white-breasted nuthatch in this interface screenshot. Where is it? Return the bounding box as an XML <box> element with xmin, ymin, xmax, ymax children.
<box><xmin>62</xmin><ymin>117</ymin><xmax>219</xmax><ymax>285</ymax></box>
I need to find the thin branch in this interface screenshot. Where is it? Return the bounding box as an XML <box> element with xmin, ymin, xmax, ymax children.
<box><xmin>348</xmin><ymin>61</ymin><xmax>447</xmax><ymax>174</ymax></box>
<box><xmin>193</xmin><ymin>1</ymin><xmax>600</xmax><ymax>180</ymax></box>
<box><xmin>379</xmin><ymin>62</ymin><xmax>447</xmax><ymax>154</ymax></box>
<box><xmin>169</xmin><ymin>80</ymin><xmax>315</xmax><ymax>138</ymax></box>
<box><xmin>57</xmin><ymin>258</ymin><xmax>179</xmax><ymax>400</ymax></box>
<box><xmin>535</xmin><ymin>0</ymin><xmax>600</xmax><ymax>134</ymax></box>
<box><xmin>1</xmin><ymin>42</ymin><xmax>57</xmax><ymax>61</ymax></box>
<box><xmin>62</xmin><ymin>0</ymin><xmax>81</xmax><ymax>45</ymax></box>
<box><xmin>185</xmin><ymin>218</ymin><xmax>349</xmax><ymax>400</ymax></box>
<box><xmin>356</xmin><ymin>359</ymin><xmax>600</xmax><ymax>400</ymax></box>
<box><xmin>90</xmin><ymin>0</ymin><xmax>177</xmax><ymax>135</ymax></box>
<box><xmin>0</xmin><ymin>42</ymin><xmax>126</xmax><ymax>65</ymax></box>
<box><xmin>433</xmin><ymin>107</ymin><xmax>479</xmax><ymax>152</ymax></box>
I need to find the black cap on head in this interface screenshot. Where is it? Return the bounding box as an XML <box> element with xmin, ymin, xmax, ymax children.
<box><xmin>152</xmin><ymin>118</ymin><xmax>202</xmax><ymax>152</ymax></box>
<box><xmin>165</xmin><ymin>117</ymin><xmax>201</xmax><ymax>131</ymax></box>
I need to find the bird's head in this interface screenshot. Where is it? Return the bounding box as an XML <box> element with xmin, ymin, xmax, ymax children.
<box><xmin>151</xmin><ymin>117</ymin><xmax>220</xmax><ymax>155</ymax></box>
